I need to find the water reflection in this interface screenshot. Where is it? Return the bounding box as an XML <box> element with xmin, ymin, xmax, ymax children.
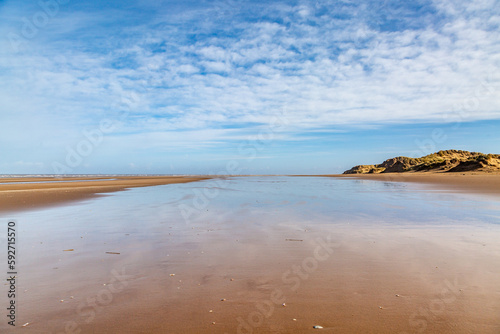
<box><xmin>14</xmin><ymin>176</ymin><xmax>500</xmax><ymax>234</ymax></box>
<box><xmin>4</xmin><ymin>176</ymin><xmax>500</xmax><ymax>333</ymax></box>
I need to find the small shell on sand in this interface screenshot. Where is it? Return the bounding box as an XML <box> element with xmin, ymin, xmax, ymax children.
<box><xmin>221</xmin><ymin>298</ymin><xmax>226</xmax><ymax>301</ymax></box>
<box><xmin>313</xmin><ymin>325</ymin><xmax>323</xmax><ymax>329</ymax></box>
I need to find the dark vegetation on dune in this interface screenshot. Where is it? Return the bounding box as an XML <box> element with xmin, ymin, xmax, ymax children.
<box><xmin>343</xmin><ymin>150</ymin><xmax>500</xmax><ymax>174</ymax></box>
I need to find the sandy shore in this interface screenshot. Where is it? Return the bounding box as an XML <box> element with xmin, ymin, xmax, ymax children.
<box><xmin>320</xmin><ymin>172</ymin><xmax>500</xmax><ymax>196</ymax></box>
<box><xmin>0</xmin><ymin>176</ymin><xmax>212</xmax><ymax>214</ymax></box>
<box><xmin>13</xmin><ymin>213</ymin><xmax>500</xmax><ymax>334</ymax></box>
<box><xmin>1</xmin><ymin>175</ymin><xmax>499</xmax><ymax>333</ymax></box>
<box><xmin>2</xmin><ymin>173</ymin><xmax>499</xmax><ymax>214</ymax></box>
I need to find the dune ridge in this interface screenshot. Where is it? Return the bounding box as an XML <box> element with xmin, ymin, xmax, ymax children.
<box><xmin>343</xmin><ymin>150</ymin><xmax>500</xmax><ymax>174</ymax></box>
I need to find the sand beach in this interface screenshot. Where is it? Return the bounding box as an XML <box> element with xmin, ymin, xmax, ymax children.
<box><xmin>1</xmin><ymin>174</ymin><xmax>499</xmax><ymax>333</ymax></box>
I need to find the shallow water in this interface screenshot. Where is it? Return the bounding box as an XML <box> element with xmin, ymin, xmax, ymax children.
<box><xmin>2</xmin><ymin>176</ymin><xmax>500</xmax><ymax>333</ymax></box>
<box><xmin>10</xmin><ymin>176</ymin><xmax>500</xmax><ymax>231</ymax></box>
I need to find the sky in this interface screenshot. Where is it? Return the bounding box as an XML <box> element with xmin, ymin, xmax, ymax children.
<box><xmin>0</xmin><ymin>0</ymin><xmax>499</xmax><ymax>175</ymax></box>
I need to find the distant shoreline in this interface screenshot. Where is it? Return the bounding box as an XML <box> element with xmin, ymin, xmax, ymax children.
<box><xmin>1</xmin><ymin>173</ymin><xmax>499</xmax><ymax>214</ymax></box>
<box><xmin>322</xmin><ymin>172</ymin><xmax>500</xmax><ymax>196</ymax></box>
<box><xmin>0</xmin><ymin>176</ymin><xmax>212</xmax><ymax>214</ymax></box>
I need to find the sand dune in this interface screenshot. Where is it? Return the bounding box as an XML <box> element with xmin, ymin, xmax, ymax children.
<box><xmin>343</xmin><ymin>150</ymin><xmax>500</xmax><ymax>174</ymax></box>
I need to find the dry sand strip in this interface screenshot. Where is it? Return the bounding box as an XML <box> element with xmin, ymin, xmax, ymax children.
<box><xmin>320</xmin><ymin>172</ymin><xmax>500</xmax><ymax>196</ymax></box>
<box><xmin>0</xmin><ymin>176</ymin><xmax>212</xmax><ymax>214</ymax></box>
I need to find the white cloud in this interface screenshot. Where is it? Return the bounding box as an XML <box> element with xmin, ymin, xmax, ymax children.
<box><xmin>0</xmin><ymin>0</ymin><xmax>499</xmax><ymax>172</ymax></box>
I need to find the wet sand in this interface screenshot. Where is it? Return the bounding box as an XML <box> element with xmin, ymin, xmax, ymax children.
<box><xmin>13</xmin><ymin>221</ymin><xmax>500</xmax><ymax>334</ymax></box>
<box><xmin>1</xmin><ymin>175</ymin><xmax>500</xmax><ymax>333</ymax></box>
<box><xmin>2</xmin><ymin>173</ymin><xmax>499</xmax><ymax>215</ymax></box>
<box><xmin>323</xmin><ymin>172</ymin><xmax>500</xmax><ymax>196</ymax></box>
<box><xmin>0</xmin><ymin>176</ymin><xmax>212</xmax><ymax>214</ymax></box>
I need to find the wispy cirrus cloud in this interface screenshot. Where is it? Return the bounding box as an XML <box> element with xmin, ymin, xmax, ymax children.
<box><xmin>0</xmin><ymin>0</ymin><xmax>498</xmax><ymax>173</ymax></box>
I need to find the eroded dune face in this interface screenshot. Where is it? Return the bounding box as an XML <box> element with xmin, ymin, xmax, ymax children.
<box><xmin>343</xmin><ymin>150</ymin><xmax>500</xmax><ymax>174</ymax></box>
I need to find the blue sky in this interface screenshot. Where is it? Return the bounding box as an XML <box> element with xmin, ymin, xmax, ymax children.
<box><xmin>0</xmin><ymin>0</ymin><xmax>499</xmax><ymax>174</ymax></box>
